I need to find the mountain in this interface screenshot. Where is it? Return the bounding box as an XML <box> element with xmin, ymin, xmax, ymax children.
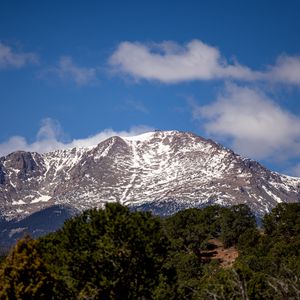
<box><xmin>1</xmin><ymin>130</ymin><xmax>300</xmax><ymax>246</ymax></box>
<box><xmin>0</xmin><ymin>204</ymin><xmax>77</xmax><ymax>250</ymax></box>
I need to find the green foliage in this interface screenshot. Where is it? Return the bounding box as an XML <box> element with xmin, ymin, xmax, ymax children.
<box><xmin>162</xmin><ymin>206</ymin><xmax>224</xmax><ymax>298</ymax></box>
<box><xmin>234</xmin><ymin>203</ymin><xmax>300</xmax><ymax>298</ymax></box>
<box><xmin>220</xmin><ymin>204</ymin><xmax>256</xmax><ymax>248</ymax></box>
<box><xmin>1</xmin><ymin>202</ymin><xmax>300</xmax><ymax>299</ymax></box>
<box><xmin>165</xmin><ymin>206</ymin><xmax>220</xmax><ymax>255</ymax></box>
<box><xmin>263</xmin><ymin>203</ymin><xmax>300</xmax><ymax>237</ymax></box>
<box><xmin>39</xmin><ymin>203</ymin><xmax>171</xmax><ymax>299</ymax></box>
<box><xmin>0</xmin><ymin>235</ymin><xmax>66</xmax><ymax>299</ymax></box>
<box><xmin>237</xmin><ymin>228</ymin><xmax>260</xmax><ymax>253</ymax></box>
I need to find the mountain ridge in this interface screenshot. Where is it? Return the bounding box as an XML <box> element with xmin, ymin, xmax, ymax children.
<box><xmin>0</xmin><ymin>130</ymin><xmax>299</xmax><ymax>223</ymax></box>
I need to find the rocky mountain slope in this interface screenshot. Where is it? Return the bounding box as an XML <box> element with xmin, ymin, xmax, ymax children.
<box><xmin>1</xmin><ymin>130</ymin><xmax>300</xmax><ymax>219</ymax></box>
<box><xmin>0</xmin><ymin>130</ymin><xmax>300</xmax><ymax>245</ymax></box>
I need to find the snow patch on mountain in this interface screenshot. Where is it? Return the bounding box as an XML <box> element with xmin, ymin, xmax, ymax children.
<box><xmin>0</xmin><ymin>130</ymin><xmax>299</xmax><ymax>221</ymax></box>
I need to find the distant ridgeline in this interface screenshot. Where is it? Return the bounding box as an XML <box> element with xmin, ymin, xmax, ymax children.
<box><xmin>0</xmin><ymin>202</ymin><xmax>300</xmax><ymax>299</ymax></box>
<box><xmin>0</xmin><ymin>204</ymin><xmax>78</xmax><ymax>250</ymax></box>
<box><xmin>1</xmin><ymin>130</ymin><xmax>300</xmax><ymax>224</ymax></box>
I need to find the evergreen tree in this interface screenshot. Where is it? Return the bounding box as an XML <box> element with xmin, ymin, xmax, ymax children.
<box><xmin>220</xmin><ymin>204</ymin><xmax>256</xmax><ymax>248</ymax></box>
<box><xmin>39</xmin><ymin>203</ymin><xmax>172</xmax><ymax>299</ymax></box>
<box><xmin>0</xmin><ymin>235</ymin><xmax>66</xmax><ymax>300</ymax></box>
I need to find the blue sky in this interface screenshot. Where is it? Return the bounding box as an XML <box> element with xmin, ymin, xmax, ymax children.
<box><xmin>1</xmin><ymin>0</ymin><xmax>300</xmax><ymax>175</ymax></box>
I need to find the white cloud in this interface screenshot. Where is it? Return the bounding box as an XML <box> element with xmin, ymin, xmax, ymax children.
<box><xmin>109</xmin><ymin>39</ymin><xmax>300</xmax><ymax>86</ymax></box>
<box><xmin>266</xmin><ymin>55</ymin><xmax>300</xmax><ymax>85</ymax></box>
<box><xmin>51</xmin><ymin>56</ymin><xmax>97</xmax><ymax>86</ymax></box>
<box><xmin>291</xmin><ymin>163</ymin><xmax>300</xmax><ymax>177</ymax></box>
<box><xmin>117</xmin><ymin>99</ymin><xmax>149</xmax><ymax>114</ymax></box>
<box><xmin>0</xmin><ymin>118</ymin><xmax>154</xmax><ymax>157</ymax></box>
<box><xmin>126</xmin><ymin>99</ymin><xmax>148</xmax><ymax>113</ymax></box>
<box><xmin>109</xmin><ymin>40</ymin><xmax>256</xmax><ymax>83</ymax></box>
<box><xmin>0</xmin><ymin>42</ymin><xmax>38</xmax><ymax>69</ymax></box>
<box><xmin>192</xmin><ymin>84</ymin><xmax>300</xmax><ymax>159</ymax></box>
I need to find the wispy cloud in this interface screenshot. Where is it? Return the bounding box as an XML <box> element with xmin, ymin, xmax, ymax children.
<box><xmin>0</xmin><ymin>118</ymin><xmax>154</xmax><ymax>156</ymax></box>
<box><xmin>291</xmin><ymin>163</ymin><xmax>300</xmax><ymax>177</ymax></box>
<box><xmin>126</xmin><ymin>99</ymin><xmax>148</xmax><ymax>113</ymax></box>
<box><xmin>0</xmin><ymin>42</ymin><xmax>38</xmax><ymax>69</ymax></box>
<box><xmin>116</xmin><ymin>99</ymin><xmax>149</xmax><ymax>114</ymax></box>
<box><xmin>265</xmin><ymin>55</ymin><xmax>300</xmax><ymax>85</ymax></box>
<box><xmin>109</xmin><ymin>39</ymin><xmax>300</xmax><ymax>86</ymax></box>
<box><xmin>190</xmin><ymin>84</ymin><xmax>300</xmax><ymax>160</ymax></box>
<box><xmin>45</xmin><ymin>56</ymin><xmax>97</xmax><ymax>86</ymax></box>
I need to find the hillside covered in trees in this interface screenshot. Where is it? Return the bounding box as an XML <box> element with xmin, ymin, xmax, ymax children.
<box><xmin>0</xmin><ymin>202</ymin><xmax>300</xmax><ymax>299</ymax></box>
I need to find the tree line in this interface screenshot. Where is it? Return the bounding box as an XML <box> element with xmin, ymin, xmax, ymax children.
<box><xmin>0</xmin><ymin>202</ymin><xmax>299</xmax><ymax>299</ymax></box>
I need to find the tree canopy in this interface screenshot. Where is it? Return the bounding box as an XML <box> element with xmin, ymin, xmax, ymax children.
<box><xmin>0</xmin><ymin>202</ymin><xmax>299</xmax><ymax>299</ymax></box>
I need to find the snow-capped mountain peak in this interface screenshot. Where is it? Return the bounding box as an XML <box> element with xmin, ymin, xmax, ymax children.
<box><xmin>0</xmin><ymin>130</ymin><xmax>299</xmax><ymax>221</ymax></box>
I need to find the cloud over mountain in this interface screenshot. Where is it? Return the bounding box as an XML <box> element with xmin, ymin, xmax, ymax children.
<box><xmin>0</xmin><ymin>118</ymin><xmax>153</xmax><ymax>156</ymax></box>
<box><xmin>191</xmin><ymin>84</ymin><xmax>300</xmax><ymax>160</ymax></box>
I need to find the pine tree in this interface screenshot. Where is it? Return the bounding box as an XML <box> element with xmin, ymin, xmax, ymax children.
<box><xmin>0</xmin><ymin>235</ymin><xmax>67</xmax><ymax>300</ymax></box>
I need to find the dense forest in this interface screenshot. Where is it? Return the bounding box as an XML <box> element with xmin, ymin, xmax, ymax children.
<box><xmin>0</xmin><ymin>202</ymin><xmax>300</xmax><ymax>299</ymax></box>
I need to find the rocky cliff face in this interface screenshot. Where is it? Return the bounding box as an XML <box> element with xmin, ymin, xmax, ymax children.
<box><xmin>0</xmin><ymin>130</ymin><xmax>299</xmax><ymax>223</ymax></box>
